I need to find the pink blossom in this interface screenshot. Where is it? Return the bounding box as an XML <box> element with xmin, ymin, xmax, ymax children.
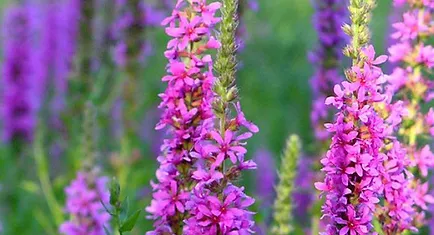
<box><xmin>416</xmin><ymin>45</ymin><xmax>434</xmax><ymax>68</ymax></box>
<box><xmin>392</xmin><ymin>12</ymin><xmax>428</xmax><ymax>41</ymax></box>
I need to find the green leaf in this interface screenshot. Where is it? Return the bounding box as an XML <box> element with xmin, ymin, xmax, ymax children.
<box><xmin>119</xmin><ymin>209</ymin><xmax>141</xmax><ymax>232</ymax></box>
<box><xmin>120</xmin><ymin>196</ymin><xmax>130</xmax><ymax>221</ymax></box>
<box><xmin>373</xmin><ymin>218</ymin><xmax>384</xmax><ymax>235</ymax></box>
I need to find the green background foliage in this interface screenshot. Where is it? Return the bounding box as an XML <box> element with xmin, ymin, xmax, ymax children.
<box><xmin>0</xmin><ymin>0</ymin><xmax>397</xmax><ymax>234</ymax></box>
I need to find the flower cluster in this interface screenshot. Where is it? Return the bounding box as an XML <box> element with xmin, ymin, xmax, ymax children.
<box><xmin>316</xmin><ymin>45</ymin><xmax>389</xmax><ymax>234</ymax></box>
<box><xmin>184</xmin><ymin>102</ymin><xmax>258</xmax><ymax>233</ymax></box>
<box><xmin>386</xmin><ymin>0</ymin><xmax>434</xmax><ymax>228</ymax></box>
<box><xmin>1</xmin><ymin>5</ymin><xmax>37</xmax><ymax>142</ymax></box>
<box><xmin>181</xmin><ymin>0</ymin><xmax>259</xmax><ymax>232</ymax></box>
<box><xmin>306</xmin><ymin>1</ymin><xmax>347</xmax><ymax>233</ymax></box>
<box><xmin>51</xmin><ymin>0</ymin><xmax>80</xmax><ymax>117</ymax></box>
<box><xmin>146</xmin><ymin>0</ymin><xmax>221</xmax><ymax>233</ymax></box>
<box><xmin>147</xmin><ymin>0</ymin><xmax>259</xmax><ymax>233</ymax></box>
<box><xmin>35</xmin><ymin>0</ymin><xmax>79</xmax><ymax>126</ymax></box>
<box><xmin>309</xmin><ymin>0</ymin><xmax>347</xmax><ymax>142</ymax></box>
<box><xmin>376</xmin><ymin>133</ymin><xmax>416</xmax><ymax>233</ymax></box>
<box><xmin>59</xmin><ymin>172</ymin><xmax>110</xmax><ymax>235</ymax></box>
<box><xmin>184</xmin><ymin>184</ymin><xmax>256</xmax><ymax>234</ymax></box>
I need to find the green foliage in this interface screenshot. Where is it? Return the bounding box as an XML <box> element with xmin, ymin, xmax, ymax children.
<box><xmin>105</xmin><ymin>178</ymin><xmax>142</xmax><ymax>235</ymax></box>
<box><xmin>0</xmin><ymin>0</ymin><xmax>394</xmax><ymax>234</ymax></box>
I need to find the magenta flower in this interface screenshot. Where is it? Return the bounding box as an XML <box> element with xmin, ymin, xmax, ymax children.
<box><xmin>191</xmin><ymin>0</ymin><xmax>221</xmax><ymax>25</ymax></box>
<box><xmin>192</xmin><ymin>168</ymin><xmax>224</xmax><ymax>184</ymax></box>
<box><xmin>162</xmin><ymin>62</ymin><xmax>200</xmax><ymax>88</ymax></box>
<box><xmin>388</xmin><ymin>42</ymin><xmax>412</xmax><ymax>62</ymax></box>
<box><xmin>316</xmin><ymin>45</ymin><xmax>389</xmax><ymax>234</ymax></box>
<box><xmin>386</xmin><ymin>1</ymin><xmax>434</xmax><ymax>229</ymax></box>
<box><xmin>234</xmin><ymin>102</ymin><xmax>259</xmax><ymax>133</ymax></box>
<box><xmin>392</xmin><ymin>11</ymin><xmax>428</xmax><ymax>41</ymax></box>
<box><xmin>147</xmin><ymin>1</ymin><xmax>221</xmax><ymax>233</ymax></box>
<box><xmin>416</xmin><ymin>45</ymin><xmax>434</xmax><ymax>68</ymax></box>
<box><xmin>413</xmin><ymin>182</ymin><xmax>434</xmax><ymax>211</ymax></box>
<box><xmin>165</xmin><ymin>16</ymin><xmax>208</xmax><ymax>50</ymax></box>
<box><xmin>336</xmin><ymin>205</ymin><xmax>370</xmax><ymax>235</ymax></box>
<box><xmin>156</xmin><ymin>181</ymin><xmax>189</xmax><ymax>216</ymax></box>
<box><xmin>361</xmin><ymin>45</ymin><xmax>389</xmax><ymax>66</ymax></box>
<box><xmin>60</xmin><ymin>172</ymin><xmax>110</xmax><ymax>235</ymax></box>
<box><xmin>205</xmin><ymin>130</ymin><xmax>250</xmax><ymax>167</ymax></box>
<box><xmin>184</xmin><ymin>184</ymin><xmax>255</xmax><ymax>234</ymax></box>
<box><xmin>413</xmin><ymin>145</ymin><xmax>434</xmax><ymax>178</ymax></box>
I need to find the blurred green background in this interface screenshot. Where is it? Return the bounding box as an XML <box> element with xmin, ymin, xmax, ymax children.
<box><xmin>0</xmin><ymin>0</ymin><xmax>394</xmax><ymax>234</ymax></box>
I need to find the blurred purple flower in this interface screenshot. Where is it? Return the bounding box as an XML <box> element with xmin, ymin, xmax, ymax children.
<box><xmin>309</xmin><ymin>0</ymin><xmax>347</xmax><ymax>142</ymax></box>
<box><xmin>293</xmin><ymin>156</ymin><xmax>314</xmax><ymax>223</ymax></box>
<box><xmin>112</xmin><ymin>1</ymin><xmax>165</xmax><ymax>67</ymax></box>
<box><xmin>253</xmin><ymin>149</ymin><xmax>276</xmax><ymax>207</ymax></box>
<box><xmin>60</xmin><ymin>172</ymin><xmax>110</xmax><ymax>235</ymax></box>
<box><xmin>1</xmin><ymin>4</ymin><xmax>37</xmax><ymax>142</ymax></box>
<box><xmin>386</xmin><ymin>1</ymin><xmax>434</xmax><ymax>229</ymax></box>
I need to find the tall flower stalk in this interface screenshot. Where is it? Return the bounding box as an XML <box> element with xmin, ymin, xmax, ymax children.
<box><xmin>385</xmin><ymin>0</ymin><xmax>434</xmax><ymax>230</ymax></box>
<box><xmin>183</xmin><ymin>0</ymin><xmax>258</xmax><ymax>232</ymax></box>
<box><xmin>1</xmin><ymin>4</ymin><xmax>36</xmax><ymax>144</ymax></box>
<box><xmin>146</xmin><ymin>0</ymin><xmax>221</xmax><ymax>233</ymax></box>
<box><xmin>310</xmin><ymin>0</ymin><xmax>347</xmax><ymax>143</ymax></box>
<box><xmin>116</xmin><ymin>0</ymin><xmax>145</xmax><ymax>141</ymax></box>
<box><xmin>147</xmin><ymin>0</ymin><xmax>258</xmax><ymax>233</ymax></box>
<box><xmin>60</xmin><ymin>103</ymin><xmax>110</xmax><ymax>235</ymax></box>
<box><xmin>315</xmin><ymin>0</ymin><xmax>392</xmax><ymax>233</ymax></box>
<box><xmin>308</xmin><ymin>1</ymin><xmax>347</xmax><ymax>231</ymax></box>
<box><xmin>70</xmin><ymin>0</ymin><xmax>94</xmax><ymax>116</ymax></box>
<box><xmin>271</xmin><ymin>135</ymin><xmax>301</xmax><ymax>235</ymax></box>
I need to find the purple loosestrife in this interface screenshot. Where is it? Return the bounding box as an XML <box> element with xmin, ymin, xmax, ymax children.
<box><xmin>112</xmin><ymin>0</ymin><xmax>165</xmax><ymax>67</ymax></box>
<box><xmin>374</xmin><ymin>96</ymin><xmax>416</xmax><ymax>234</ymax></box>
<box><xmin>315</xmin><ymin>0</ymin><xmax>392</xmax><ymax>234</ymax></box>
<box><xmin>253</xmin><ymin>149</ymin><xmax>276</xmax><ymax>208</ymax></box>
<box><xmin>35</xmin><ymin>1</ymin><xmax>79</xmax><ymax>126</ymax></box>
<box><xmin>1</xmin><ymin>5</ymin><xmax>36</xmax><ymax>143</ymax></box>
<box><xmin>146</xmin><ymin>0</ymin><xmax>221</xmax><ymax>233</ymax></box>
<box><xmin>69</xmin><ymin>0</ymin><xmax>94</xmax><ymax>116</ymax></box>
<box><xmin>60</xmin><ymin>103</ymin><xmax>110</xmax><ymax>235</ymax></box>
<box><xmin>113</xmin><ymin>0</ymin><xmax>165</xmax><ymax>140</ymax></box>
<box><xmin>308</xmin><ymin>0</ymin><xmax>347</xmax><ymax>233</ymax></box>
<box><xmin>386</xmin><ymin>0</ymin><xmax>434</xmax><ymax>229</ymax></box>
<box><xmin>52</xmin><ymin>0</ymin><xmax>80</xmax><ymax>119</ymax></box>
<box><xmin>310</xmin><ymin>0</ymin><xmax>347</xmax><ymax>142</ymax></box>
<box><xmin>183</xmin><ymin>0</ymin><xmax>259</xmax><ymax>233</ymax></box>
<box><xmin>293</xmin><ymin>156</ymin><xmax>315</xmax><ymax>225</ymax></box>
<box><xmin>60</xmin><ymin>171</ymin><xmax>110</xmax><ymax>235</ymax></box>
<box><xmin>252</xmin><ymin>149</ymin><xmax>275</xmax><ymax>233</ymax></box>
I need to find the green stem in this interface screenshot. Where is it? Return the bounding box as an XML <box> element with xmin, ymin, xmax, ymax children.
<box><xmin>34</xmin><ymin>132</ymin><xmax>63</xmax><ymax>227</ymax></box>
